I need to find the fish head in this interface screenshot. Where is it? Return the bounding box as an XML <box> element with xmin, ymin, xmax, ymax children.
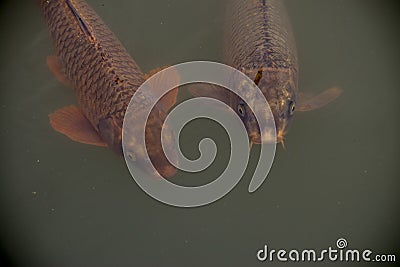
<box><xmin>108</xmin><ymin>106</ymin><xmax>177</xmax><ymax>179</ymax></box>
<box><xmin>237</xmin><ymin>67</ymin><xmax>297</xmax><ymax>145</ymax></box>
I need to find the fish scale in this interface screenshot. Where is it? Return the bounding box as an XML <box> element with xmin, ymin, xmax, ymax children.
<box><xmin>224</xmin><ymin>0</ymin><xmax>298</xmax><ymax>74</ymax></box>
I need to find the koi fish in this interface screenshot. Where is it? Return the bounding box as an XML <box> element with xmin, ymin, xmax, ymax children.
<box><xmin>191</xmin><ymin>0</ymin><xmax>342</xmax><ymax>147</ymax></box>
<box><xmin>39</xmin><ymin>0</ymin><xmax>178</xmax><ymax>177</ymax></box>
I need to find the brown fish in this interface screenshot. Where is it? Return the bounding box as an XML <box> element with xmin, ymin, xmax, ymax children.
<box><xmin>191</xmin><ymin>0</ymin><xmax>342</xmax><ymax>147</ymax></box>
<box><xmin>39</xmin><ymin>0</ymin><xmax>178</xmax><ymax>178</ymax></box>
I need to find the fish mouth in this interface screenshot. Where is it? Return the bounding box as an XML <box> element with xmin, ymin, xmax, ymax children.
<box><xmin>249</xmin><ymin>130</ymin><xmax>286</xmax><ymax>147</ymax></box>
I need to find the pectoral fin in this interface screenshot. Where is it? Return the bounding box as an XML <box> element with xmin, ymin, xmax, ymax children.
<box><xmin>145</xmin><ymin>66</ymin><xmax>179</xmax><ymax>112</ymax></box>
<box><xmin>297</xmin><ymin>87</ymin><xmax>343</xmax><ymax>112</ymax></box>
<box><xmin>46</xmin><ymin>55</ymin><xmax>70</xmax><ymax>87</ymax></box>
<box><xmin>49</xmin><ymin>105</ymin><xmax>107</xmax><ymax>147</ymax></box>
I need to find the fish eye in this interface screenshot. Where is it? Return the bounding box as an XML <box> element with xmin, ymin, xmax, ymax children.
<box><xmin>289</xmin><ymin>101</ymin><xmax>295</xmax><ymax>115</ymax></box>
<box><xmin>237</xmin><ymin>103</ymin><xmax>245</xmax><ymax>117</ymax></box>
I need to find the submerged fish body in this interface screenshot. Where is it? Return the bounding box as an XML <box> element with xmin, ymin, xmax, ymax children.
<box><xmin>224</xmin><ymin>0</ymin><xmax>298</xmax><ymax>144</ymax></box>
<box><xmin>40</xmin><ymin>0</ymin><xmax>177</xmax><ymax>177</ymax></box>
<box><xmin>191</xmin><ymin>0</ymin><xmax>341</xmax><ymax>145</ymax></box>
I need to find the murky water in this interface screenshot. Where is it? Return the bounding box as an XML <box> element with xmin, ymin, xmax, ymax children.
<box><xmin>0</xmin><ymin>0</ymin><xmax>399</xmax><ymax>266</ymax></box>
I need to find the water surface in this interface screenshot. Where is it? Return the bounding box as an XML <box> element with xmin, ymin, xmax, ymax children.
<box><xmin>0</xmin><ymin>0</ymin><xmax>399</xmax><ymax>266</ymax></box>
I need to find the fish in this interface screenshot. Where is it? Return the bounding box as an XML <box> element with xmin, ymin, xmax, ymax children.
<box><xmin>39</xmin><ymin>0</ymin><xmax>179</xmax><ymax>178</ymax></box>
<box><xmin>190</xmin><ymin>0</ymin><xmax>342</xmax><ymax>147</ymax></box>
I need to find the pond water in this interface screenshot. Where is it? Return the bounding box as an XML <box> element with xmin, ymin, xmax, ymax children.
<box><xmin>0</xmin><ymin>0</ymin><xmax>399</xmax><ymax>266</ymax></box>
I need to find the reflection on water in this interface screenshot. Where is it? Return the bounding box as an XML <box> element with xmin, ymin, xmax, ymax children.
<box><xmin>0</xmin><ymin>0</ymin><xmax>399</xmax><ymax>266</ymax></box>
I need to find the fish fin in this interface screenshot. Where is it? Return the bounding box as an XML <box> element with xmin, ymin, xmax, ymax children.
<box><xmin>66</xmin><ymin>0</ymin><xmax>95</xmax><ymax>41</ymax></box>
<box><xmin>188</xmin><ymin>83</ymin><xmax>229</xmax><ymax>104</ymax></box>
<box><xmin>49</xmin><ymin>105</ymin><xmax>107</xmax><ymax>147</ymax></box>
<box><xmin>144</xmin><ymin>66</ymin><xmax>170</xmax><ymax>80</ymax></box>
<box><xmin>46</xmin><ymin>55</ymin><xmax>70</xmax><ymax>86</ymax></box>
<box><xmin>145</xmin><ymin>65</ymin><xmax>179</xmax><ymax>112</ymax></box>
<box><xmin>297</xmin><ymin>87</ymin><xmax>343</xmax><ymax>112</ymax></box>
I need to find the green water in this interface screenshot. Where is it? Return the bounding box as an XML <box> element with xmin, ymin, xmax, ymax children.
<box><xmin>0</xmin><ymin>0</ymin><xmax>399</xmax><ymax>266</ymax></box>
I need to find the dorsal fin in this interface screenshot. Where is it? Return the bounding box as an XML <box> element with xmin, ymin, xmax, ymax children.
<box><xmin>66</xmin><ymin>0</ymin><xmax>95</xmax><ymax>41</ymax></box>
<box><xmin>253</xmin><ymin>67</ymin><xmax>263</xmax><ymax>85</ymax></box>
